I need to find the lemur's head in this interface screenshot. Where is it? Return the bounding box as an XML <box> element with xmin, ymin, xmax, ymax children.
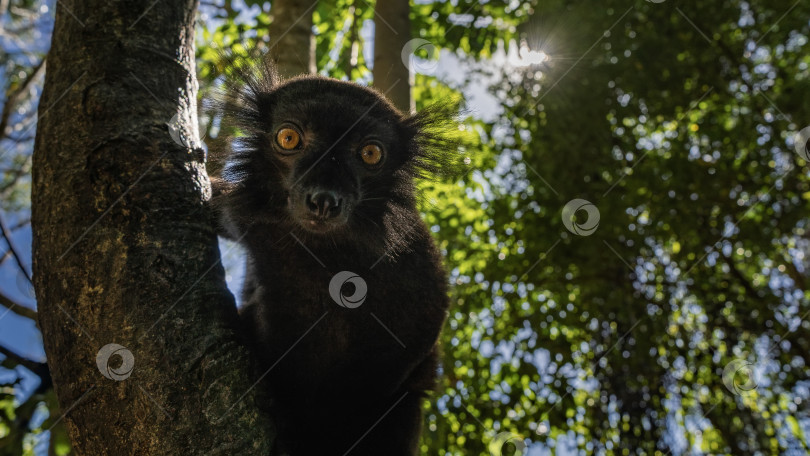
<box><xmin>212</xmin><ymin>58</ymin><xmax>461</xmax><ymax>252</ymax></box>
<box><xmin>244</xmin><ymin>77</ymin><xmax>411</xmax><ymax>235</ymax></box>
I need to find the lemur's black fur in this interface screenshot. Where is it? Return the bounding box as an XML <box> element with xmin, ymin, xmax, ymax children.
<box><xmin>210</xmin><ymin>57</ymin><xmax>459</xmax><ymax>455</ymax></box>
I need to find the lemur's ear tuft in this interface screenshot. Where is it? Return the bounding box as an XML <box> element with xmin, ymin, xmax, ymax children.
<box><xmin>204</xmin><ymin>51</ymin><xmax>280</xmax><ymax>184</ymax></box>
<box><xmin>401</xmin><ymin>99</ymin><xmax>471</xmax><ymax>181</ymax></box>
<box><xmin>207</xmin><ymin>50</ymin><xmax>280</xmax><ymax>136</ymax></box>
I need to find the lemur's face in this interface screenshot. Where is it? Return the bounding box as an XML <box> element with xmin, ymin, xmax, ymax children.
<box><xmin>267</xmin><ymin>80</ymin><xmax>406</xmax><ymax>234</ymax></box>
<box><xmin>223</xmin><ymin>77</ymin><xmax>417</xmax><ymax>238</ymax></box>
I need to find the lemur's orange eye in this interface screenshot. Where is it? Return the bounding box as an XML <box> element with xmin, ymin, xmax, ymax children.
<box><xmin>276</xmin><ymin>128</ymin><xmax>301</xmax><ymax>150</ymax></box>
<box><xmin>360</xmin><ymin>144</ymin><xmax>383</xmax><ymax>166</ymax></box>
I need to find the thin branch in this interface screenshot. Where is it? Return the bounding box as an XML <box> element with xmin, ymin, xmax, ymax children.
<box><xmin>0</xmin><ymin>342</ymin><xmax>45</xmax><ymax>373</ymax></box>
<box><xmin>0</xmin><ymin>57</ymin><xmax>46</xmax><ymax>139</ymax></box>
<box><xmin>0</xmin><ymin>20</ymin><xmax>38</xmax><ymax>36</ymax></box>
<box><xmin>3</xmin><ymin>133</ymin><xmax>35</xmax><ymax>144</ymax></box>
<box><xmin>781</xmin><ymin>256</ymin><xmax>807</xmax><ymax>290</ymax></box>
<box><xmin>341</xmin><ymin>2</ymin><xmax>362</xmax><ymax>78</ymax></box>
<box><xmin>11</xmin><ymin>216</ymin><xmax>29</xmax><ymax>230</ymax></box>
<box><xmin>8</xmin><ymin>5</ymin><xmax>38</xmax><ymax>19</ymax></box>
<box><xmin>721</xmin><ymin>253</ymin><xmax>761</xmax><ymax>298</ymax></box>
<box><xmin>0</xmin><ymin>155</ymin><xmax>32</xmax><ymax>194</ymax></box>
<box><xmin>0</xmin><ymin>0</ymin><xmax>9</xmax><ymax>26</ymax></box>
<box><xmin>0</xmin><ymin>290</ymin><xmax>37</xmax><ymax>320</ymax></box>
<box><xmin>0</xmin><ymin>210</ymin><xmax>31</xmax><ymax>281</ymax></box>
<box><xmin>223</xmin><ymin>0</ymin><xmax>235</xmax><ymax>16</ymax></box>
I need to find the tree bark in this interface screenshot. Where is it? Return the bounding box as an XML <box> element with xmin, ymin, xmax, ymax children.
<box><xmin>31</xmin><ymin>1</ymin><xmax>273</xmax><ymax>454</ymax></box>
<box><xmin>372</xmin><ymin>0</ymin><xmax>412</xmax><ymax>113</ymax></box>
<box><xmin>266</xmin><ymin>0</ymin><xmax>317</xmax><ymax>78</ymax></box>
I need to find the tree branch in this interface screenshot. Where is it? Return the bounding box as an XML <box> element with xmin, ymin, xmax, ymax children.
<box><xmin>341</xmin><ymin>2</ymin><xmax>363</xmax><ymax>78</ymax></box>
<box><xmin>781</xmin><ymin>256</ymin><xmax>807</xmax><ymax>290</ymax></box>
<box><xmin>372</xmin><ymin>0</ymin><xmax>412</xmax><ymax>112</ymax></box>
<box><xmin>0</xmin><ymin>210</ymin><xmax>31</xmax><ymax>281</ymax></box>
<box><xmin>0</xmin><ymin>0</ymin><xmax>9</xmax><ymax>25</ymax></box>
<box><xmin>0</xmin><ymin>342</ymin><xmax>45</xmax><ymax>373</ymax></box>
<box><xmin>267</xmin><ymin>0</ymin><xmax>316</xmax><ymax>77</ymax></box>
<box><xmin>0</xmin><ymin>155</ymin><xmax>32</xmax><ymax>195</ymax></box>
<box><xmin>0</xmin><ymin>57</ymin><xmax>46</xmax><ymax>139</ymax></box>
<box><xmin>720</xmin><ymin>253</ymin><xmax>760</xmax><ymax>298</ymax></box>
<box><xmin>0</xmin><ymin>290</ymin><xmax>37</xmax><ymax>320</ymax></box>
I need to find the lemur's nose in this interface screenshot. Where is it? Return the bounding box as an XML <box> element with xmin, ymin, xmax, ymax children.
<box><xmin>306</xmin><ymin>191</ymin><xmax>342</xmax><ymax>219</ymax></box>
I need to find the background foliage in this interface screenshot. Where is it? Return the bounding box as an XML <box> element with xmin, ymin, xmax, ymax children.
<box><xmin>1</xmin><ymin>0</ymin><xmax>809</xmax><ymax>454</ymax></box>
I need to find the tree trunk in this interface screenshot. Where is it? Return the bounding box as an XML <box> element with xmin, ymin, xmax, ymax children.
<box><xmin>31</xmin><ymin>1</ymin><xmax>273</xmax><ymax>454</ymax></box>
<box><xmin>372</xmin><ymin>0</ymin><xmax>412</xmax><ymax>113</ymax></box>
<box><xmin>267</xmin><ymin>0</ymin><xmax>317</xmax><ymax>78</ymax></box>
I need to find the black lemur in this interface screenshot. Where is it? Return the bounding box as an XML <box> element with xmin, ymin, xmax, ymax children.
<box><xmin>211</xmin><ymin>58</ymin><xmax>459</xmax><ymax>455</ymax></box>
